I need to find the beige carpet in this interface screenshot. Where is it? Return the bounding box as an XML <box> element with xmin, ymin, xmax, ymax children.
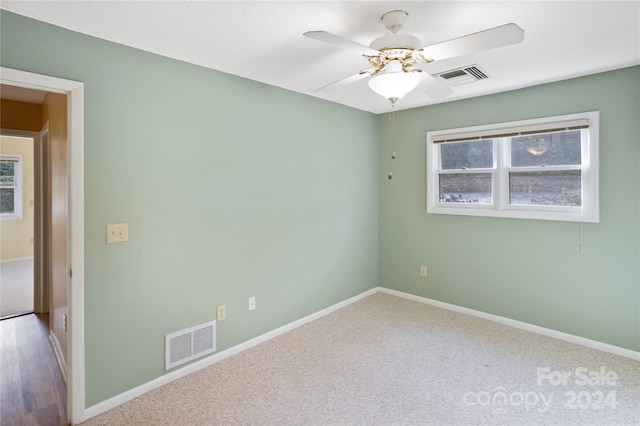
<box><xmin>0</xmin><ymin>258</ymin><xmax>34</xmax><ymax>319</ymax></box>
<box><xmin>81</xmin><ymin>293</ymin><xmax>639</xmax><ymax>425</ymax></box>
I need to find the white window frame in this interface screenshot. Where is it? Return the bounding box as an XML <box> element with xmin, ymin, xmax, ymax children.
<box><xmin>0</xmin><ymin>154</ymin><xmax>23</xmax><ymax>221</ymax></box>
<box><xmin>426</xmin><ymin>111</ymin><xmax>599</xmax><ymax>223</ymax></box>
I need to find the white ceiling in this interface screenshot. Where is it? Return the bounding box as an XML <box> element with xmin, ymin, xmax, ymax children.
<box><xmin>2</xmin><ymin>1</ymin><xmax>639</xmax><ymax>114</ymax></box>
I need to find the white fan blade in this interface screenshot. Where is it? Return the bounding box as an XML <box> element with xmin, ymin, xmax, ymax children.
<box><xmin>304</xmin><ymin>31</ymin><xmax>381</xmax><ymax>56</ymax></box>
<box><xmin>420</xmin><ymin>23</ymin><xmax>524</xmax><ymax>61</ymax></box>
<box><xmin>315</xmin><ymin>70</ymin><xmax>375</xmax><ymax>92</ymax></box>
<box><xmin>415</xmin><ymin>70</ymin><xmax>454</xmax><ymax>100</ymax></box>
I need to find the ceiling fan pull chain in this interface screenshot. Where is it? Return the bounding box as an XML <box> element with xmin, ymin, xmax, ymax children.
<box><xmin>388</xmin><ymin>99</ymin><xmax>396</xmax><ymax>179</ymax></box>
<box><xmin>391</xmin><ymin>102</ymin><xmax>397</xmax><ymax>160</ymax></box>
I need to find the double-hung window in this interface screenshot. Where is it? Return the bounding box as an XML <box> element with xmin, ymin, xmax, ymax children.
<box><xmin>0</xmin><ymin>155</ymin><xmax>23</xmax><ymax>221</ymax></box>
<box><xmin>426</xmin><ymin>112</ymin><xmax>599</xmax><ymax>222</ymax></box>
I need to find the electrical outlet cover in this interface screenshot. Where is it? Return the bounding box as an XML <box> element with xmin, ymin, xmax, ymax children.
<box><xmin>216</xmin><ymin>305</ymin><xmax>226</xmax><ymax>321</ymax></box>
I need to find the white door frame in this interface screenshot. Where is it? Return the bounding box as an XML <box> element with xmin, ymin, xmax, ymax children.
<box><xmin>1</xmin><ymin>67</ymin><xmax>85</xmax><ymax>424</ymax></box>
<box><xmin>38</xmin><ymin>123</ymin><xmax>49</xmax><ymax>314</ymax></box>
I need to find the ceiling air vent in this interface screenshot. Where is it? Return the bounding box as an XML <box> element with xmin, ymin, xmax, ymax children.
<box><xmin>435</xmin><ymin>65</ymin><xmax>489</xmax><ymax>86</ymax></box>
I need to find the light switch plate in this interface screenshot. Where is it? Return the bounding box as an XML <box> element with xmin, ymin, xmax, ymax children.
<box><xmin>106</xmin><ymin>223</ymin><xmax>128</xmax><ymax>243</ymax></box>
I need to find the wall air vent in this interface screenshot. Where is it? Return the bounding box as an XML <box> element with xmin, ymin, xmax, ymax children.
<box><xmin>165</xmin><ymin>320</ymin><xmax>216</xmax><ymax>370</ymax></box>
<box><xmin>435</xmin><ymin>65</ymin><xmax>489</xmax><ymax>86</ymax></box>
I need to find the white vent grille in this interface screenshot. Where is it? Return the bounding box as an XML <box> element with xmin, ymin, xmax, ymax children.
<box><xmin>165</xmin><ymin>320</ymin><xmax>216</xmax><ymax>370</ymax></box>
<box><xmin>435</xmin><ymin>65</ymin><xmax>489</xmax><ymax>86</ymax></box>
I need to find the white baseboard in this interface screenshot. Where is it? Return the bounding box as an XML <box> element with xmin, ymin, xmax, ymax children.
<box><xmin>83</xmin><ymin>287</ymin><xmax>378</xmax><ymax>422</ymax></box>
<box><xmin>49</xmin><ymin>330</ymin><xmax>68</xmax><ymax>384</ymax></box>
<box><xmin>82</xmin><ymin>285</ymin><xmax>639</xmax><ymax>423</ymax></box>
<box><xmin>378</xmin><ymin>287</ymin><xmax>640</xmax><ymax>361</ymax></box>
<box><xmin>0</xmin><ymin>256</ymin><xmax>34</xmax><ymax>264</ymax></box>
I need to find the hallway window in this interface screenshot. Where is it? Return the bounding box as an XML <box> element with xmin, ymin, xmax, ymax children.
<box><xmin>0</xmin><ymin>155</ymin><xmax>23</xmax><ymax>220</ymax></box>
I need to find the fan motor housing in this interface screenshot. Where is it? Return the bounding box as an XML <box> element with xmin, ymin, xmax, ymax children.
<box><xmin>370</xmin><ymin>33</ymin><xmax>422</xmax><ymax>51</ymax></box>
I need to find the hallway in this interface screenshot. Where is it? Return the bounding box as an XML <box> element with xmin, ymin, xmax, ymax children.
<box><xmin>0</xmin><ymin>313</ymin><xmax>67</xmax><ymax>425</ymax></box>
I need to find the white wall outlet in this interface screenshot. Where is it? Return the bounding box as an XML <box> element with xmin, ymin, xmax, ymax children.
<box><xmin>420</xmin><ymin>266</ymin><xmax>428</xmax><ymax>277</ymax></box>
<box><xmin>106</xmin><ymin>223</ymin><xmax>128</xmax><ymax>243</ymax></box>
<box><xmin>216</xmin><ymin>305</ymin><xmax>226</xmax><ymax>321</ymax></box>
<box><xmin>248</xmin><ymin>296</ymin><xmax>256</xmax><ymax>311</ymax></box>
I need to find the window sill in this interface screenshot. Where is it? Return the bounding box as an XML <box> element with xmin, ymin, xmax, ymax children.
<box><xmin>427</xmin><ymin>204</ymin><xmax>598</xmax><ymax>223</ymax></box>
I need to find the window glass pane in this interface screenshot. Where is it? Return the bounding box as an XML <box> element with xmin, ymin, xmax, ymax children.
<box><xmin>440</xmin><ymin>140</ymin><xmax>493</xmax><ymax>170</ymax></box>
<box><xmin>509</xmin><ymin>170</ymin><xmax>581</xmax><ymax>206</ymax></box>
<box><xmin>511</xmin><ymin>130</ymin><xmax>581</xmax><ymax>167</ymax></box>
<box><xmin>439</xmin><ymin>173</ymin><xmax>492</xmax><ymax>204</ymax></box>
<box><xmin>0</xmin><ymin>162</ymin><xmax>16</xmax><ymax>187</ymax></box>
<box><xmin>0</xmin><ymin>188</ymin><xmax>15</xmax><ymax>213</ymax></box>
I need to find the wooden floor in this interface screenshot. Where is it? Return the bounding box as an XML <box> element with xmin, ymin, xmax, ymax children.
<box><xmin>0</xmin><ymin>314</ymin><xmax>67</xmax><ymax>425</ymax></box>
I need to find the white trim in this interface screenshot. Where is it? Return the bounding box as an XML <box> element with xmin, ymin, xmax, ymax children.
<box><xmin>0</xmin><ymin>67</ymin><xmax>86</xmax><ymax>425</ymax></box>
<box><xmin>83</xmin><ymin>288</ymin><xmax>378</xmax><ymax>422</ymax></box>
<box><xmin>68</xmin><ymin>77</ymin><xmax>85</xmax><ymax>426</ymax></box>
<box><xmin>378</xmin><ymin>288</ymin><xmax>640</xmax><ymax>361</ymax></box>
<box><xmin>0</xmin><ymin>255</ymin><xmax>34</xmax><ymax>264</ymax></box>
<box><xmin>49</xmin><ymin>330</ymin><xmax>68</xmax><ymax>384</ymax></box>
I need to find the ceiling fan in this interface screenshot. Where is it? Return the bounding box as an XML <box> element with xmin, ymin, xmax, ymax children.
<box><xmin>303</xmin><ymin>10</ymin><xmax>524</xmax><ymax>105</ymax></box>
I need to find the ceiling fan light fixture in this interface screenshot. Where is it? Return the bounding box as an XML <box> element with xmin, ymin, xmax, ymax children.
<box><xmin>368</xmin><ymin>62</ymin><xmax>420</xmax><ymax>101</ymax></box>
<box><xmin>304</xmin><ymin>10</ymin><xmax>524</xmax><ymax>108</ymax></box>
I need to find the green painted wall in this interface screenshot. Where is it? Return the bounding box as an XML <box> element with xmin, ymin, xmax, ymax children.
<box><xmin>1</xmin><ymin>11</ymin><xmax>379</xmax><ymax>406</ymax></box>
<box><xmin>378</xmin><ymin>66</ymin><xmax>640</xmax><ymax>352</ymax></box>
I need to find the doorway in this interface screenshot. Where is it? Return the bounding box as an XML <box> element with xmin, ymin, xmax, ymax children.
<box><xmin>0</xmin><ymin>133</ymin><xmax>37</xmax><ymax>319</ymax></box>
<box><xmin>1</xmin><ymin>67</ymin><xmax>84</xmax><ymax>425</ymax></box>
<box><xmin>1</xmin><ymin>93</ymin><xmax>66</xmax><ymax>424</ymax></box>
